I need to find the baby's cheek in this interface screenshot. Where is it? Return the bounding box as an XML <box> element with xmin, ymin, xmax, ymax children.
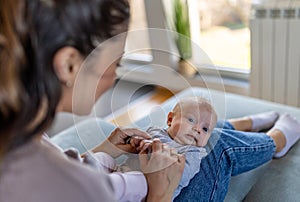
<box><xmin>174</xmin><ymin>123</ymin><xmax>185</xmax><ymax>135</ymax></box>
<box><xmin>169</xmin><ymin>123</ymin><xmax>180</xmax><ymax>138</ymax></box>
<box><xmin>201</xmin><ymin>134</ymin><xmax>212</xmax><ymax>146</ymax></box>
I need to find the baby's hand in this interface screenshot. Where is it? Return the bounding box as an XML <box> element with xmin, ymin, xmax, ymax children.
<box><xmin>124</xmin><ymin>136</ymin><xmax>150</xmax><ymax>152</ymax></box>
<box><xmin>137</xmin><ymin>138</ymin><xmax>156</xmax><ymax>153</ymax></box>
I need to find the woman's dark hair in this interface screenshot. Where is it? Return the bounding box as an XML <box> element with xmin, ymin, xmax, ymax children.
<box><xmin>0</xmin><ymin>0</ymin><xmax>130</xmax><ymax>156</ymax></box>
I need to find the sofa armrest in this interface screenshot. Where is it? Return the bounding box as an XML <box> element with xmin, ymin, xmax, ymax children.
<box><xmin>51</xmin><ymin>117</ymin><xmax>116</xmax><ymax>154</ymax></box>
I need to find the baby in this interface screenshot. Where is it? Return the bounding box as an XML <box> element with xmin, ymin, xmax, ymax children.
<box><xmin>122</xmin><ymin>97</ymin><xmax>218</xmax><ymax>199</ymax></box>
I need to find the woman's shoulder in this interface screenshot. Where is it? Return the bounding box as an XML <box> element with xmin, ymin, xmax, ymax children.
<box><xmin>0</xmin><ymin>138</ymin><xmax>116</xmax><ymax>202</ymax></box>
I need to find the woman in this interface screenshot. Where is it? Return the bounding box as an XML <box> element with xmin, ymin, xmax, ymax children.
<box><xmin>0</xmin><ymin>0</ymin><xmax>184</xmax><ymax>201</ymax></box>
<box><xmin>1</xmin><ymin>0</ymin><xmax>299</xmax><ymax>201</ymax></box>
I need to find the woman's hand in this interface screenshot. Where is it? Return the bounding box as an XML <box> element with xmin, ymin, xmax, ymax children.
<box><xmin>92</xmin><ymin>127</ymin><xmax>151</xmax><ymax>158</ymax></box>
<box><xmin>139</xmin><ymin>139</ymin><xmax>186</xmax><ymax>202</ymax></box>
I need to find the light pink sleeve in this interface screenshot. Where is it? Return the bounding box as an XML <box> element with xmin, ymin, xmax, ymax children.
<box><xmin>109</xmin><ymin>171</ymin><xmax>148</xmax><ymax>202</ymax></box>
<box><xmin>90</xmin><ymin>152</ymin><xmax>117</xmax><ymax>172</ymax></box>
<box><xmin>90</xmin><ymin>152</ymin><xmax>148</xmax><ymax>201</ymax></box>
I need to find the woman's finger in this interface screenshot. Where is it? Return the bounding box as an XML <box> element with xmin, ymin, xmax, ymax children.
<box><xmin>140</xmin><ymin>142</ymin><xmax>152</xmax><ymax>153</ymax></box>
<box><xmin>169</xmin><ymin>148</ymin><xmax>178</xmax><ymax>156</ymax></box>
<box><xmin>137</xmin><ymin>140</ymin><xmax>145</xmax><ymax>151</ymax></box>
<box><xmin>162</xmin><ymin>143</ymin><xmax>170</xmax><ymax>153</ymax></box>
<box><xmin>151</xmin><ymin>139</ymin><xmax>163</xmax><ymax>153</ymax></box>
<box><xmin>139</xmin><ymin>146</ymin><xmax>150</xmax><ymax>170</ymax></box>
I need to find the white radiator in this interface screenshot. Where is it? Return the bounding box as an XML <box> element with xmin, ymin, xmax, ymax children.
<box><xmin>250</xmin><ymin>3</ymin><xmax>300</xmax><ymax>107</ymax></box>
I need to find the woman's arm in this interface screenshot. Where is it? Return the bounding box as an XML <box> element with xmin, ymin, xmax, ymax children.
<box><xmin>97</xmin><ymin>138</ymin><xmax>185</xmax><ymax>202</ymax></box>
<box><xmin>89</xmin><ymin>129</ymin><xmax>185</xmax><ymax>202</ymax></box>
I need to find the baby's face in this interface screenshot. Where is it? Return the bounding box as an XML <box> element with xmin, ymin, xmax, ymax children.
<box><xmin>167</xmin><ymin>102</ymin><xmax>216</xmax><ymax>147</ymax></box>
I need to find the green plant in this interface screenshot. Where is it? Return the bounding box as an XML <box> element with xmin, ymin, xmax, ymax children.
<box><xmin>174</xmin><ymin>0</ymin><xmax>192</xmax><ymax>60</ymax></box>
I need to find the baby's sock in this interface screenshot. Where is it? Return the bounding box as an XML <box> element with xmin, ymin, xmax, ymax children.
<box><xmin>249</xmin><ymin>111</ymin><xmax>279</xmax><ymax>132</ymax></box>
<box><xmin>273</xmin><ymin>114</ymin><xmax>300</xmax><ymax>158</ymax></box>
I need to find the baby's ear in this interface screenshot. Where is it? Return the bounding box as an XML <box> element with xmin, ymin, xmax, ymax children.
<box><xmin>167</xmin><ymin>112</ymin><xmax>173</xmax><ymax>126</ymax></box>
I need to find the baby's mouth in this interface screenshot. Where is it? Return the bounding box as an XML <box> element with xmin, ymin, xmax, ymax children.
<box><xmin>186</xmin><ymin>134</ymin><xmax>197</xmax><ymax>143</ymax></box>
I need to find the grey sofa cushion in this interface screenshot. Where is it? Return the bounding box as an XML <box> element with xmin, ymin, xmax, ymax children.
<box><xmin>51</xmin><ymin>87</ymin><xmax>300</xmax><ymax>202</ymax></box>
<box><xmin>51</xmin><ymin>118</ymin><xmax>116</xmax><ymax>154</ymax></box>
<box><xmin>244</xmin><ymin>140</ymin><xmax>300</xmax><ymax>201</ymax></box>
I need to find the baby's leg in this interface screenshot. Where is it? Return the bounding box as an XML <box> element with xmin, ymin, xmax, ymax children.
<box><xmin>174</xmin><ymin>128</ymin><xmax>275</xmax><ymax>201</ymax></box>
<box><xmin>227</xmin><ymin>117</ymin><xmax>252</xmax><ymax>131</ymax></box>
<box><xmin>228</xmin><ymin>111</ymin><xmax>279</xmax><ymax>132</ymax></box>
<box><xmin>267</xmin><ymin>113</ymin><xmax>300</xmax><ymax>158</ymax></box>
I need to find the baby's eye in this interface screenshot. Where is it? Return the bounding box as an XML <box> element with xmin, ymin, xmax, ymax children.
<box><xmin>188</xmin><ymin>118</ymin><xmax>194</xmax><ymax>123</ymax></box>
<box><xmin>203</xmin><ymin>127</ymin><xmax>208</xmax><ymax>132</ymax></box>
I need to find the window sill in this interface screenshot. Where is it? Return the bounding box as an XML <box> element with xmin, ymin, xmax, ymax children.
<box><xmin>117</xmin><ymin>61</ymin><xmax>250</xmax><ymax>96</ymax></box>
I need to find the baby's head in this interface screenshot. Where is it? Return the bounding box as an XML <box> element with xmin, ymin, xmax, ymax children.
<box><xmin>166</xmin><ymin>97</ymin><xmax>217</xmax><ymax>147</ymax></box>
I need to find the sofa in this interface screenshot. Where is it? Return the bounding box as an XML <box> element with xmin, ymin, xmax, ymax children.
<box><xmin>51</xmin><ymin>87</ymin><xmax>300</xmax><ymax>201</ymax></box>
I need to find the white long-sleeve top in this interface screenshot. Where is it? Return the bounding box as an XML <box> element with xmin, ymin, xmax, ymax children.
<box><xmin>0</xmin><ymin>135</ymin><xmax>147</xmax><ymax>202</ymax></box>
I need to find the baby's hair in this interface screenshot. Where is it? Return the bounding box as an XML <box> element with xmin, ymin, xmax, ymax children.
<box><xmin>173</xmin><ymin>96</ymin><xmax>218</xmax><ymax>125</ymax></box>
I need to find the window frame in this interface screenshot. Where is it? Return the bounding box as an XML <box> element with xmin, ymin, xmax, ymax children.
<box><xmin>122</xmin><ymin>0</ymin><xmax>250</xmax><ymax>84</ymax></box>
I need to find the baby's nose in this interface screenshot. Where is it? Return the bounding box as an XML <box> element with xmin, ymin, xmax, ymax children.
<box><xmin>193</xmin><ymin>126</ymin><xmax>202</xmax><ymax>134</ymax></box>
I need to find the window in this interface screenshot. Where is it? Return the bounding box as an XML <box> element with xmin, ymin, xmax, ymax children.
<box><xmin>123</xmin><ymin>0</ymin><xmax>251</xmax><ymax>83</ymax></box>
<box><xmin>124</xmin><ymin>0</ymin><xmax>152</xmax><ymax>62</ymax></box>
<box><xmin>161</xmin><ymin>0</ymin><xmax>251</xmax><ymax>78</ymax></box>
<box><xmin>196</xmin><ymin>0</ymin><xmax>251</xmax><ymax>71</ymax></box>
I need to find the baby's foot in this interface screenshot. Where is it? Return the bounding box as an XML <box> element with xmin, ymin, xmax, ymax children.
<box><xmin>272</xmin><ymin>114</ymin><xmax>300</xmax><ymax>158</ymax></box>
<box><xmin>248</xmin><ymin>111</ymin><xmax>279</xmax><ymax>132</ymax></box>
